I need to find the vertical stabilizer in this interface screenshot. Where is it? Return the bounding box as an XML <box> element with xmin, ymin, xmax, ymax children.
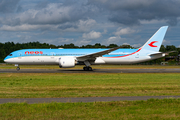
<box><xmin>141</xmin><ymin>26</ymin><xmax>168</xmax><ymax>52</ymax></box>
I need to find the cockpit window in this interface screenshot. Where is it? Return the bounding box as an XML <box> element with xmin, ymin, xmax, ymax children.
<box><xmin>9</xmin><ymin>54</ymin><xmax>12</xmax><ymax>56</ymax></box>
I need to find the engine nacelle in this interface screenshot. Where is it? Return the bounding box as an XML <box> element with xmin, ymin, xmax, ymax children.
<box><xmin>59</xmin><ymin>57</ymin><xmax>76</xmax><ymax>68</ymax></box>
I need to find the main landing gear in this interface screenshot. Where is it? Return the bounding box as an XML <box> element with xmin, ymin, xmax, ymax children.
<box><xmin>83</xmin><ymin>66</ymin><xmax>92</xmax><ymax>71</ymax></box>
<box><xmin>83</xmin><ymin>61</ymin><xmax>93</xmax><ymax>71</ymax></box>
<box><xmin>15</xmin><ymin>64</ymin><xmax>20</xmax><ymax>71</ymax></box>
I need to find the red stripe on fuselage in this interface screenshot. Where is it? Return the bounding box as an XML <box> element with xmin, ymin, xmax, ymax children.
<box><xmin>104</xmin><ymin>48</ymin><xmax>142</xmax><ymax>58</ymax></box>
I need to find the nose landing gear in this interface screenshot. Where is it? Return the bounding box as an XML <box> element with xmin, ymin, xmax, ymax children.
<box><xmin>15</xmin><ymin>64</ymin><xmax>20</xmax><ymax>71</ymax></box>
<box><xmin>16</xmin><ymin>67</ymin><xmax>20</xmax><ymax>71</ymax></box>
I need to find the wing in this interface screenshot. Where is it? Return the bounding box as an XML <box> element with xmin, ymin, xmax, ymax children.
<box><xmin>77</xmin><ymin>46</ymin><xmax>122</xmax><ymax>61</ymax></box>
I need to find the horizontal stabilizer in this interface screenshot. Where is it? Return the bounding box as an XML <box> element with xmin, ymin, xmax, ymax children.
<box><xmin>149</xmin><ymin>51</ymin><xmax>176</xmax><ymax>56</ymax></box>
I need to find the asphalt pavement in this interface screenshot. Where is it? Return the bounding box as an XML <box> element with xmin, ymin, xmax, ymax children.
<box><xmin>1</xmin><ymin>68</ymin><xmax>180</xmax><ymax>73</ymax></box>
<box><xmin>1</xmin><ymin>96</ymin><xmax>180</xmax><ymax>104</ymax></box>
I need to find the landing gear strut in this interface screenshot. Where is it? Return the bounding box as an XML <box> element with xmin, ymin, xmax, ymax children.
<box><xmin>83</xmin><ymin>61</ymin><xmax>93</xmax><ymax>71</ymax></box>
<box><xmin>15</xmin><ymin>64</ymin><xmax>20</xmax><ymax>71</ymax></box>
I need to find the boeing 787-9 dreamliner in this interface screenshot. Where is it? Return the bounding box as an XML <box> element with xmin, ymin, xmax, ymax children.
<box><xmin>4</xmin><ymin>26</ymin><xmax>171</xmax><ymax>71</ymax></box>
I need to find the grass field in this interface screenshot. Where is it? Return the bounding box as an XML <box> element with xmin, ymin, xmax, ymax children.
<box><xmin>1</xmin><ymin>99</ymin><xmax>180</xmax><ymax>119</ymax></box>
<box><xmin>0</xmin><ymin>73</ymin><xmax>180</xmax><ymax>98</ymax></box>
<box><xmin>1</xmin><ymin>68</ymin><xmax>180</xmax><ymax>119</ymax></box>
<box><xmin>1</xmin><ymin>64</ymin><xmax>180</xmax><ymax>69</ymax></box>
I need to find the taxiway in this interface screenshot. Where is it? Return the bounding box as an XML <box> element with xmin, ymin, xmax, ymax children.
<box><xmin>0</xmin><ymin>68</ymin><xmax>180</xmax><ymax>73</ymax></box>
<box><xmin>0</xmin><ymin>96</ymin><xmax>180</xmax><ymax>104</ymax></box>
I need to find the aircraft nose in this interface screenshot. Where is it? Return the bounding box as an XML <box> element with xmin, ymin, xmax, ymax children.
<box><xmin>4</xmin><ymin>59</ymin><xmax>9</xmax><ymax>63</ymax></box>
<box><xmin>4</xmin><ymin>58</ymin><xmax>12</xmax><ymax>63</ymax></box>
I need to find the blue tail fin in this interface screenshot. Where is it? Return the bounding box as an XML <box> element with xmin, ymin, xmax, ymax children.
<box><xmin>141</xmin><ymin>26</ymin><xmax>168</xmax><ymax>52</ymax></box>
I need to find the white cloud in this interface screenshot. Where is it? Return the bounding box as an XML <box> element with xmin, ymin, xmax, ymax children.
<box><xmin>0</xmin><ymin>24</ymin><xmax>55</xmax><ymax>31</ymax></box>
<box><xmin>43</xmin><ymin>37</ymin><xmax>74</xmax><ymax>45</ymax></box>
<box><xmin>103</xmin><ymin>29</ymin><xmax>107</xmax><ymax>34</ymax></box>
<box><xmin>82</xmin><ymin>30</ymin><xmax>101</xmax><ymax>39</ymax></box>
<box><xmin>123</xmin><ymin>43</ymin><xmax>129</xmax><ymax>45</ymax></box>
<box><xmin>140</xmin><ymin>19</ymin><xmax>166</xmax><ymax>24</ymax></box>
<box><xmin>0</xmin><ymin>0</ymin><xmax>179</xmax><ymax>47</ymax></box>
<box><xmin>162</xmin><ymin>39</ymin><xmax>171</xmax><ymax>45</ymax></box>
<box><xmin>75</xmin><ymin>39</ymin><xmax>91</xmax><ymax>46</ymax></box>
<box><xmin>106</xmin><ymin>36</ymin><xmax>121</xmax><ymax>45</ymax></box>
<box><xmin>114</xmin><ymin>27</ymin><xmax>136</xmax><ymax>36</ymax></box>
<box><xmin>62</xmin><ymin>19</ymin><xmax>97</xmax><ymax>32</ymax></box>
<box><xmin>0</xmin><ymin>3</ymin><xmax>95</xmax><ymax>29</ymax></box>
<box><xmin>132</xmin><ymin>43</ymin><xmax>142</xmax><ymax>48</ymax></box>
<box><xmin>0</xmin><ymin>19</ymin><xmax>97</xmax><ymax>32</ymax></box>
<box><xmin>14</xmin><ymin>3</ymin><xmax>74</xmax><ymax>25</ymax></box>
<box><xmin>79</xmin><ymin>19</ymin><xmax>96</xmax><ymax>28</ymax></box>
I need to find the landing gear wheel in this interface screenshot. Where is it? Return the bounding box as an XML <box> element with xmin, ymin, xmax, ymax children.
<box><xmin>16</xmin><ymin>67</ymin><xmax>20</xmax><ymax>71</ymax></box>
<box><xmin>88</xmin><ymin>67</ymin><xmax>92</xmax><ymax>71</ymax></box>
<box><xmin>83</xmin><ymin>66</ymin><xmax>92</xmax><ymax>71</ymax></box>
<box><xmin>83</xmin><ymin>67</ymin><xmax>88</xmax><ymax>71</ymax></box>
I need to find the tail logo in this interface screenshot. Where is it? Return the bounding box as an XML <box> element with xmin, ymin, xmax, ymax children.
<box><xmin>148</xmin><ymin>41</ymin><xmax>158</xmax><ymax>47</ymax></box>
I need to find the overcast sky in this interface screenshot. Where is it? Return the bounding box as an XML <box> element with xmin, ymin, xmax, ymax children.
<box><xmin>0</xmin><ymin>0</ymin><xmax>180</xmax><ymax>48</ymax></box>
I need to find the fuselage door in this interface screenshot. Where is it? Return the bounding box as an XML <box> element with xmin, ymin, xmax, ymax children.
<box><xmin>18</xmin><ymin>52</ymin><xmax>22</xmax><ymax>56</ymax></box>
<box><xmin>18</xmin><ymin>52</ymin><xmax>22</xmax><ymax>59</ymax></box>
<box><xmin>135</xmin><ymin>54</ymin><xmax>139</xmax><ymax>58</ymax></box>
<box><xmin>50</xmin><ymin>52</ymin><xmax>55</xmax><ymax>59</ymax></box>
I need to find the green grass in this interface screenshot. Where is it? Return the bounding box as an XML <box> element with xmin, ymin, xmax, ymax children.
<box><xmin>0</xmin><ymin>73</ymin><xmax>180</xmax><ymax>98</ymax></box>
<box><xmin>1</xmin><ymin>64</ymin><xmax>180</xmax><ymax>69</ymax></box>
<box><xmin>0</xmin><ymin>99</ymin><xmax>180</xmax><ymax>119</ymax></box>
<box><xmin>1</xmin><ymin>72</ymin><xmax>180</xmax><ymax>119</ymax></box>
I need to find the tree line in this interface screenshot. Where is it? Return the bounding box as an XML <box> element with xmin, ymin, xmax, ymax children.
<box><xmin>0</xmin><ymin>41</ymin><xmax>179</xmax><ymax>63</ymax></box>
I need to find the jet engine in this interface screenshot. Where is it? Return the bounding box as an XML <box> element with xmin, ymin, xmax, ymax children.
<box><xmin>59</xmin><ymin>57</ymin><xmax>76</xmax><ymax>68</ymax></box>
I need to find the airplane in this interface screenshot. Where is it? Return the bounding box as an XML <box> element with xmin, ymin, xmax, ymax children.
<box><xmin>4</xmin><ymin>26</ymin><xmax>171</xmax><ymax>71</ymax></box>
